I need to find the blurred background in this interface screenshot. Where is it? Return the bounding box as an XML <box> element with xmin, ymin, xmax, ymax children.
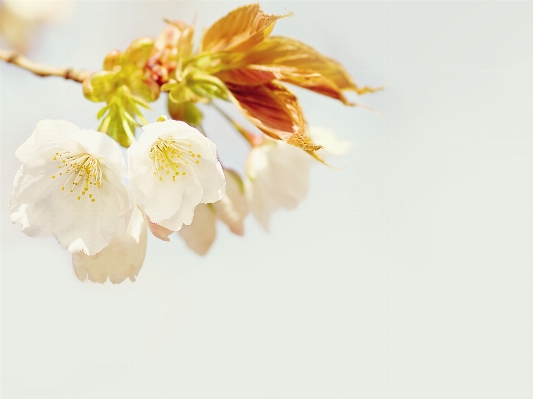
<box><xmin>1</xmin><ymin>1</ymin><xmax>533</xmax><ymax>398</ymax></box>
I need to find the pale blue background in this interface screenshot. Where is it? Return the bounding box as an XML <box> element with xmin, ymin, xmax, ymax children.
<box><xmin>2</xmin><ymin>1</ymin><xmax>533</xmax><ymax>398</ymax></box>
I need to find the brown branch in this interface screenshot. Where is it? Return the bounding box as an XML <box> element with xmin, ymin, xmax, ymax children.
<box><xmin>0</xmin><ymin>48</ymin><xmax>91</xmax><ymax>83</ymax></box>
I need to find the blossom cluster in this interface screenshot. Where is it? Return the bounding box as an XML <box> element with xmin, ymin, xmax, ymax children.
<box><xmin>9</xmin><ymin>4</ymin><xmax>376</xmax><ymax>283</ymax></box>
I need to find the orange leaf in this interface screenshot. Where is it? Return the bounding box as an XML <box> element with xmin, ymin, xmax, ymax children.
<box><xmin>225</xmin><ymin>36</ymin><xmax>380</xmax><ymax>95</ymax></box>
<box><xmin>216</xmin><ymin>65</ymin><xmax>352</xmax><ymax>105</ymax></box>
<box><xmin>202</xmin><ymin>4</ymin><xmax>292</xmax><ymax>53</ymax></box>
<box><xmin>227</xmin><ymin>81</ymin><xmax>322</xmax><ymax>153</ymax></box>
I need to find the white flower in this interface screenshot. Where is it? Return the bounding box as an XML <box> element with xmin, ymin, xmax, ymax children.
<box><xmin>72</xmin><ymin>206</ymin><xmax>147</xmax><ymax>284</ymax></box>
<box><xmin>179</xmin><ymin>169</ymin><xmax>249</xmax><ymax>254</ymax></box>
<box><xmin>246</xmin><ymin>139</ymin><xmax>312</xmax><ymax>231</ymax></box>
<box><xmin>128</xmin><ymin>120</ymin><xmax>225</xmax><ymax>231</ymax></box>
<box><xmin>9</xmin><ymin>120</ymin><xmax>131</xmax><ymax>255</ymax></box>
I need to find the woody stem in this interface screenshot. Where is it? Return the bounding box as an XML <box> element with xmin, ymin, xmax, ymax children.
<box><xmin>0</xmin><ymin>48</ymin><xmax>91</xmax><ymax>83</ymax></box>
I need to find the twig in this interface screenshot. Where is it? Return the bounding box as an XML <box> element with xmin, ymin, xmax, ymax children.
<box><xmin>0</xmin><ymin>48</ymin><xmax>91</xmax><ymax>83</ymax></box>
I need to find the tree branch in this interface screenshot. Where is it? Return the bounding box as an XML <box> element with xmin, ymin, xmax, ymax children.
<box><xmin>0</xmin><ymin>48</ymin><xmax>91</xmax><ymax>83</ymax></box>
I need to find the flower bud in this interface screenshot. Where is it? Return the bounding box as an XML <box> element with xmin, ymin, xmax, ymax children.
<box><xmin>103</xmin><ymin>49</ymin><xmax>121</xmax><ymax>71</ymax></box>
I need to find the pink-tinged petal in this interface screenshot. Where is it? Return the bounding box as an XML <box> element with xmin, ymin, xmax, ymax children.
<box><xmin>72</xmin><ymin>207</ymin><xmax>147</xmax><ymax>284</ymax></box>
<box><xmin>178</xmin><ymin>204</ymin><xmax>217</xmax><ymax>255</ymax></box>
<box><xmin>213</xmin><ymin>170</ymin><xmax>248</xmax><ymax>235</ymax></box>
<box><xmin>145</xmin><ymin>216</ymin><xmax>173</xmax><ymax>241</ymax></box>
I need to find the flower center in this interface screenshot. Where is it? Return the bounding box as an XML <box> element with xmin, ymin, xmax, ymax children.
<box><xmin>51</xmin><ymin>151</ymin><xmax>102</xmax><ymax>202</ymax></box>
<box><xmin>149</xmin><ymin>137</ymin><xmax>202</xmax><ymax>182</ymax></box>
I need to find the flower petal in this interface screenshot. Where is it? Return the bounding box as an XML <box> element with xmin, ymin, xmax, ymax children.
<box><xmin>178</xmin><ymin>204</ymin><xmax>217</xmax><ymax>255</ymax></box>
<box><xmin>50</xmin><ymin>167</ymin><xmax>130</xmax><ymax>255</ymax></box>
<box><xmin>67</xmin><ymin>130</ymin><xmax>127</xmax><ymax>176</ymax></box>
<box><xmin>145</xmin><ymin>216</ymin><xmax>173</xmax><ymax>241</ymax></box>
<box><xmin>213</xmin><ymin>170</ymin><xmax>248</xmax><ymax>235</ymax></box>
<box><xmin>9</xmin><ymin>154</ymin><xmax>59</xmax><ymax>237</ymax></box>
<box><xmin>246</xmin><ymin>140</ymin><xmax>312</xmax><ymax>231</ymax></box>
<box><xmin>72</xmin><ymin>206</ymin><xmax>147</xmax><ymax>284</ymax></box>
<box><xmin>15</xmin><ymin>120</ymin><xmax>79</xmax><ymax>162</ymax></box>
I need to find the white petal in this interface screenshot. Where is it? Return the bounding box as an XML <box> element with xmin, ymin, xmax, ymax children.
<box><xmin>246</xmin><ymin>140</ymin><xmax>311</xmax><ymax>231</ymax></box>
<box><xmin>68</xmin><ymin>130</ymin><xmax>127</xmax><ymax>176</ymax></box>
<box><xmin>155</xmin><ymin>176</ymin><xmax>204</xmax><ymax>231</ymax></box>
<box><xmin>192</xmin><ymin>157</ymin><xmax>225</xmax><ymax>203</ymax></box>
<box><xmin>9</xmin><ymin>154</ymin><xmax>59</xmax><ymax>237</ymax></box>
<box><xmin>72</xmin><ymin>207</ymin><xmax>147</xmax><ymax>284</ymax></box>
<box><xmin>16</xmin><ymin>120</ymin><xmax>79</xmax><ymax>162</ymax></box>
<box><xmin>51</xmin><ymin>170</ymin><xmax>130</xmax><ymax>255</ymax></box>
<box><xmin>213</xmin><ymin>170</ymin><xmax>249</xmax><ymax>235</ymax></box>
<box><xmin>178</xmin><ymin>204</ymin><xmax>217</xmax><ymax>255</ymax></box>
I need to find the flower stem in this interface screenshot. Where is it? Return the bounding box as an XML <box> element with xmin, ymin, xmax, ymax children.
<box><xmin>211</xmin><ymin>101</ymin><xmax>259</xmax><ymax>147</ymax></box>
<box><xmin>0</xmin><ymin>48</ymin><xmax>91</xmax><ymax>83</ymax></box>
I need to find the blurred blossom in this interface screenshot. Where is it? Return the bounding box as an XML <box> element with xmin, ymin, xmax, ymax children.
<box><xmin>10</xmin><ymin>120</ymin><xmax>131</xmax><ymax>255</ymax></box>
<box><xmin>145</xmin><ymin>216</ymin><xmax>173</xmax><ymax>242</ymax></box>
<box><xmin>310</xmin><ymin>126</ymin><xmax>353</xmax><ymax>158</ymax></box>
<box><xmin>0</xmin><ymin>0</ymin><xmax>72</xmax><ymax>52</ymax></box>
<box><xmin>178</xmin><ymin>204</ymin><xmax>217</xmax><ymax>255</ymax></box>
<box><xmin>245</xmin><ymin>138</ymin><xmax>312</xmax><ymax>231</ymax></box>
<box><xmin>179</xmin><ymin>169</ymin><xmax>249</xmax><ymax>255</ymax></box>
<box><xmin>128</xmin><ymin>119</ymin><xmax>225</xmax><ymax>232</ymax></box>
<box><xmin>72</xmin><ymin>206</ymin><xmax>147</xmax><ymax>284</ymax></box>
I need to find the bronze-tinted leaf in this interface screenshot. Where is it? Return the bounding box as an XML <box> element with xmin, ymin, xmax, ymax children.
<box><xmin>216</xmin><ymin>65</ymin><xmax>352</xmax><ymax>105</ymax></box>
<box><xmin>227</xmin><ymin>81</ymin><xmax>321</xmax><ymax>152</ymax></box>
<box><xmin>202</xmin><ymin>4</ymin><xmax>292</xmax><ymax>53</ymax></box>
<box><xmin>226</xmin><ymin>36</ymin><xmax>380</xmax><ymax>95</ymax></box>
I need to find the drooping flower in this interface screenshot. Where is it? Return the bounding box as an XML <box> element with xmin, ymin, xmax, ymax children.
<box><xmin>128</xmin><ymin>119</ymin><xmax>225</xmax><ymax>232</ymax></box>
<box><xmin>72</xmin><ymin>206</ymin><xmax>147</xmax><ymax>284</ymax></box>
<box><xmin>245</xmin><ymin>137</ymin><xmax>312</xmax><ymax>231</ymax></box>
<box><xmin>9</xmin><ymin>120</ymin><xmax>131</xmax><ymax>255</ymax></box>
<box><xmin>179</xmin><ymin>169</ymin><xmax>249</xmax><ymax>254</ymax></box>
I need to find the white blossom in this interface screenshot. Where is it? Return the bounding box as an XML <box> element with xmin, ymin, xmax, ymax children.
<box><xmin>128</xmin><ymin>120</ymin><xmax>225</xmax><ymax>231</ymax></box>
<box><xmin>179</xmin><ymin>169</ymin><xmax>249</xmax><ymax>254</ymax></box>
<box><xmin>10</xmin><ymin>120</ymin><xmax>131</xmax><ymax>255</ymax></box>
<box><xmin>72</xmin><ymin>206</ymin><xmax>147</xmax><ymax>284</ymax></box>
<box><xmin>245</xmin><ymin>138</ymin><xmax>312</xmax><ymax>231</ymax></box>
